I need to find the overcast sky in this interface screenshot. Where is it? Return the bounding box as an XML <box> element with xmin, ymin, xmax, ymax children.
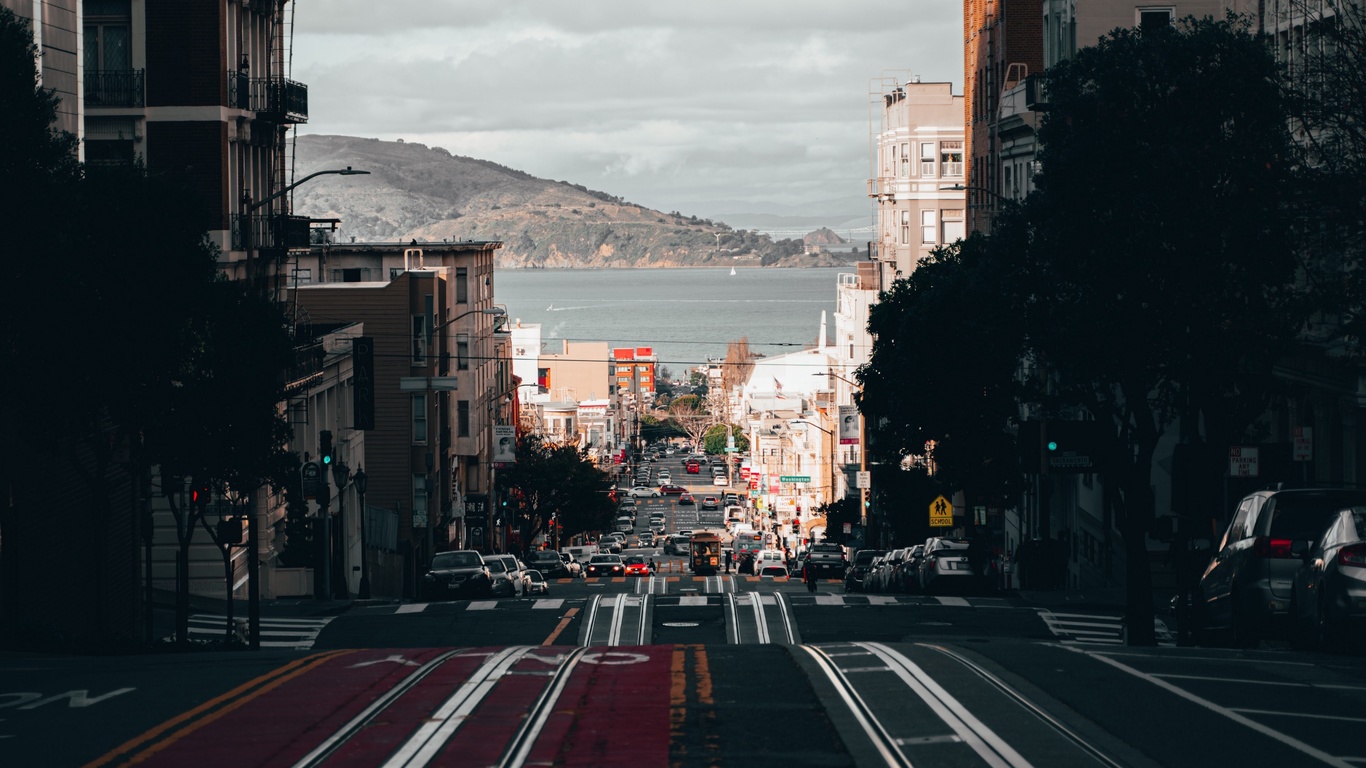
<box><xmin>291</xmin><ymin>1</ymin><xmax>963</xmax><ymax>219</ymax></box>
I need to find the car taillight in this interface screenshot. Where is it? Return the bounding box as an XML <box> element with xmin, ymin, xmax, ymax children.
<box><xmin>1339</xmin><ymin>544</ymin><xmax>1366</xmax><ymax>567</ymax></box>
<box><xmin>1253</xmin><ymin>536</ymin><xmax>1296</xmax><ymax>558</ymax></box>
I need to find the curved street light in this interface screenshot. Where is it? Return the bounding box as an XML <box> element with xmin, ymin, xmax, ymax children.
<box><xmin>243</xmin><ymin>166</ymin><xmax>370</xmax><ymax>291</ymax></box>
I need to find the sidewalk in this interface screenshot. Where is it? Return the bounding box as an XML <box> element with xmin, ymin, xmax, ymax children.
<box><xmin>1004</xmin><ymin>585</ymin><xmax>1177</xmax><ymax>615</ymax></box>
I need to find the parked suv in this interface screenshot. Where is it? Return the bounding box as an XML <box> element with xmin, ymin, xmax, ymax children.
<box><xmin>844</xmin><ymin>549</ymin><xmax>886</xmax><ymax>592</ymax></box>
<box><xmin>1197</xmin><ymin>487</ymin><xmax>1366</xmax><ymax>646</ymax></box>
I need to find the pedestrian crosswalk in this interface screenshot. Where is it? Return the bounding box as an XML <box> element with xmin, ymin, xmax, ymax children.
<box><xmin>172</xmin><ymin>614</ymin><xmax>334</xmax><ymax>650</ymax></box>
<box><xmin>1039</xmin><ymin>610</ymin><xmax>1174</xmax><ymax>646</ymax></box>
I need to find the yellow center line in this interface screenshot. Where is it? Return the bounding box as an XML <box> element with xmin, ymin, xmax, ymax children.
<box><xmin>541</xmin><ymin>607</ymin><xmax>580</xmax><ymax>646</ymax></box>
<box><xmin>84</xmin><ymin>649</ymin><xmax>354</xmax><ymax>767</ymax></box>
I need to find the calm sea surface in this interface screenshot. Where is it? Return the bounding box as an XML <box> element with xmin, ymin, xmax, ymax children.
<box><xmin>494</xmin><ymin>267</ymin><xmax>847</xmax><ymax>371</ymax></box>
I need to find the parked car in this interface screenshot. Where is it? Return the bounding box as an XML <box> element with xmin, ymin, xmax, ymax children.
<box><xmin>484</xmin><ymin>554</ymin><xmax>528</xmax><ymax>596</ymax></box>
<box><xmin>868</xmin><ymin>549</ymin><xmax>904</xmax><ymax>593</ymax></box>
<box><xmin>482</xmin><ymin>557</ymin><xmax>519</xmax><ymax>597</ymax></box>
<box><xmin>559</xmin><ymin>552</ymin><xmax>583</xmax><ymax>578</ymax></box>
<box><xmin>423</xmin><ymin>550</ymin><xmax>494</xmax><ymax>600</ymax></box>
<box><xmin>899</xmin><ymin>545</ymin><xmax>926</xmax><ymax>592</ymax></box>
<box><xmin>586</xmin><ymin>554</ymin><xmax>625</xmax><ymax>577</ymax></box>
<box><xmin>1198</xmin><ymin>488</ymin><xmax>1366</xmax><ymax>646</ymax></box>
<box><xmin>664</xmin><ymin>534</ymin><xmax>689</xmax><ymax>555</ymax></box>
<box><xmin>1290</xmin><ymin>505</ymin><xmax>1366</xmax><ymax>650</ymax></box>
<box><xmin>628</xmin><ymin>486</ymin><xmax>662</xmax><ymax>498</ymax></box>
<box><xmin>844</xmin><ymin>549</ymin><xmax>886</xmax><ymax>593</ymax></box>
<box><xmin>919</xmin><ymin>538</ymin><xmax>972</xmax><ymax>594</ymax></box>
<box><xmin>527</xmin><ymin>549</ymin><xmax>569</xmax><ymax>579</ymax></box>
<box><xmin>522</xmin><ymin>569</ymin><xmax>550</xmax><ymax>595</ymax></box>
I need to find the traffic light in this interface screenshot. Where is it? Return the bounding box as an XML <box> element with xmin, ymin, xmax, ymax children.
<box><xmin>319</xmin><ymin>430</ymin><xmax>334</xmax><ymax>467</ymax></box>
<box><xmin>190</xmin><ymin>482</ymin><xmax>211</xmax><ymax>511</ymax></box>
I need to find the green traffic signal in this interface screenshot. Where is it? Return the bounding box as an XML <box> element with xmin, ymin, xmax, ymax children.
<box><xmin>1047</xmin><ymin>440</ymin><xmax>1058</xmax><ymax>452</ymax></box>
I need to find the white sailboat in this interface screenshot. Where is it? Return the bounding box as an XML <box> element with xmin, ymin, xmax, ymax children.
<box><xmin>730</xmin><ymin>267</ymin><xmax>737</xmax><ymax>276</ymax></box>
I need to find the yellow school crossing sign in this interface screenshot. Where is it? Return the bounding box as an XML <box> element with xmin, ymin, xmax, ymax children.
<box><xmin>929</xmin><ymin>495</ymin><xmax>954</xmax><ymax>527</ymax></box>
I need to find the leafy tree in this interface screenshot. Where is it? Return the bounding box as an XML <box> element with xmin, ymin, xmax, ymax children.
<box><xmin>0</xmin><ymin>7</ymin><xmax>296</xmax><ymax>645</ymax></box>
<box><xmin>860</xmin><ymin>229</ymin><xmax>1028</xmax><ymax>510</ymax></box>
<box><xmin>703</xmin><ymin>423</ymin><xmax>748</xmax><ymax>455</ymax></box>
<box><xmin>497</xmin><ymin>433</ymin><xmax>615</xmax><ymax>552</ymax></box>
<box><xmin>1015</xmin><ymin>16</ymin><xmax>1305</xmax><ymax>644</ymax></box>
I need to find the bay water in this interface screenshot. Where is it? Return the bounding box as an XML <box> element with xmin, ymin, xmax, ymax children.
<box><xmin>494</xmin><ymin>267</ymin><xmax>847</xmax><ymax>373</ymax></box>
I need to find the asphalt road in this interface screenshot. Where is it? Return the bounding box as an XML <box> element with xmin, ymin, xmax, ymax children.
<box><xmin>5</xmin><ymin>469</ymin><xmax>1366</xmax><ymax>765</ymax></box>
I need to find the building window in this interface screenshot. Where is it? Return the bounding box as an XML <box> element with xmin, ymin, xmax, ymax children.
<box><xmin>412</xmin><ymin>394</ymin><xmax>428</xmax><ymax>444</ymax></box>
<box><xmin>458</xmin><ymin>399</ymin><xmax>470</xmax><ymax>437</ymax></box>
<box><xmin>900</xmin><ymin>143</ymin><xmax>910</xmax><ymax>177</ymax></box>
<box><xmin>456</xmin><ymin>267</ymin><xmax>468</xmax><ymax>303</ymax></box>
<box><xmin>84</xmin><ymin>1</ymin><xmax>132</xmax><ymax>106</ymax></box>
<box><xmin>921</xmin><ymin>210</ymin><xmax>936</xmax><ymax>244</ymax></box>
<box><xmin>900</xmin><ymin>209</ymin><xmax>910</xmax><ymax>245</ymax></box>
<box><xmin>413</xmin><ymin>474</ymin><xmax>429</xmax><ymax>517</ymax></box>
<box><xmin>291</xmin><ymin>268</ymin><xmax>312</xmax><ymax>285</ymax></box>
<box><xmin>942</xmin><ymin>209</ymin><xmax>966</xmax><ymax>243</ymax></box>
<box><xmin>412</xmin><ymin>315</ymin><xmax>428</xmax><ymax>364</ymax></box>
<box><xmin>941</xmin><ymin>142</ymin><xmax>964</xmax><ymax>178</ymax></box>
<box><xmin>920</xmin><ymin>142</ymin><xmax>936</xmax><ymax>176</ymax></box>
<box><xmin>1138</xmin><ymin>8</ymin><xmax>1173</xmax><ymax>31</ymax></box>
<box><xmin>457</xmin><ymin>333</ymin><xmax>470</xmax><ymax>370</ymax></box>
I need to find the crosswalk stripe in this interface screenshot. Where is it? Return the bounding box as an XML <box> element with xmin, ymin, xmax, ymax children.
<box><xmin>532</xmin><ymin>599</ymin><xmax>564</xmax><ymax>610</ymax></box>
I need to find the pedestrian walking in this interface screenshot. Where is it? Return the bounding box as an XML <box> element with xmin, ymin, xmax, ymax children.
<box><xmin>804</xmin><ymin>562</ymin><xmax>818</xmax><ymax>593</ymax></box>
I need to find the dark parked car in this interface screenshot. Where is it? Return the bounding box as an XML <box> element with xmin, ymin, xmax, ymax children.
<box><xmin>1290</xmin><ymin>505</ymin><xmax>1366</xmax><ymax>650</ymax></box>
<box><xmin>844</xmin><ymin>549</ymin><xmax>886</xmax><ymax>592</ymax></box>
<box><xmin>527</xmin><ymin>549</ymin><xmax>569</xmax><ymax>579</ymax></box>
<box><xmin>1198</xmin><ymin>487</ymin><xmax>1366</xmax><ymax>646</ymax></box>
<box><xmin>423</xmin><ymin>550</ymin><xmax>493</xmax><ymax>600</ymax></box>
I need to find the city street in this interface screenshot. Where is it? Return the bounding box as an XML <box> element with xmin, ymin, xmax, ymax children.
<box><xmin>4</xmin><ymin>555</ymin><xmax>1366</xmax><ymax>766</ymax></box>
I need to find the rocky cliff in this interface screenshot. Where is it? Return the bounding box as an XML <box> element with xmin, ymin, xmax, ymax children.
<box><xmin>291</xmin><ymin>135</ymin><xmax>860</xmax><ymax>269</ymax></box>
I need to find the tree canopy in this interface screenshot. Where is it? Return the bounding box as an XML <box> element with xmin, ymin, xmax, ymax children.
<box><xmin>496</xmin><ymin>433</ymin><xmax>616</xmax><ymax>550</ymax></box>
<box><xmin>858</xmin><ymin>16</ymin><xmax>1315</xmax><ymax>645</ymax></box>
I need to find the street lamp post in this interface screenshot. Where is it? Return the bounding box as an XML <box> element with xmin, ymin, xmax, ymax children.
<box><xmin>354</xmin><ymin>467</ymin><xmax>370</xmax><ymax>599</ymax></box>
<box><xmin>331</xmin><ymin>461</ymin><xmax>350</xmax><ymax>598</ymax></box>
<box><xmin>242</xmin><ymin>166</ymin><xmax>369</xmax><ymax>291</ymax></box>
<box><xmin>814</xmin><ymin>371</ymin><xmax>866</xmax><ymax>526</ymax></box>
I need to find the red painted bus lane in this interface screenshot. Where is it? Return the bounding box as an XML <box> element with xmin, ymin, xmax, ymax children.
<box><xmin>519</xmin><ymin>646</ymin><xmax>673</xmax><ymax>767</ymax></box>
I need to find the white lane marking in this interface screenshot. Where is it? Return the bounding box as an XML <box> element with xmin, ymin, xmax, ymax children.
<box><xmin>759</xmin><ymin>594</ymin><xmax>777</xmax><ymax>605</ymax></box>
<box><xmin>860</xmin><ymin>642</ymin><xmax>1032</xmax><ymax>768</ymax></box>
<box><xmin>532</xmin><ymin>599</ymin><xmax>564</xmax><ymax>610</ymax></box>
<box><xmin>867</xmin><ymin>595</ymin><xmax>897</xmax><ymax>606</ymax></box>
<box><xmin>1089</xmin><ymin>651</ymin><xmax>1315</xmax><ymax>666</ymax></box>
<box><xmin>396</xmin><ymin>604</ymin><xmax>429</xmax><ymax>614</ymax></box>
<box><xmin>607</xmin><ymin>595</ymin><xmax>628</xmax><ymax>646</ymax></box>
<box><xmin>679</xmin><ymin>596</ymin><xmax>708</xmax><ymax>607</ymax></box>
<box><xmin>1066</xmin><ymin>646</ymin><xmax>1354</xmax><ymax>768</ymax></box>
<box><xmin>579</xmin><ymin>595</ymin><xmax>601</xmax><ymax>647</ymax></box>
<box><xmin>382</xmin><ymin>647</ymin><xmax>532</xmax><ymax>768</ymax></box>
<box><xmin>1046</xmin><ymin>612</ymin><xmax>1122</xmax><ymax>621</ymax></box>
<box><xmin>815</xmin><ymin>594</ymin><xmax>844</xmax><ymax>606</ymax></box>
<box><xmin>1153</xmin><ymin>674</ymin><xmax>1366</xmax><ymax>691</ymax></box>
<box><xmin>774</xmin><ymin>592</ymin><xmax>798</xmax><ymax>645</ymax></box>
<box><xmin>467</xmin><ymin>601</ymin><xmax>498</xmax><ymax>611</ymax></box>
<box><xmin>1232</xmin><ymin>709</ymin><xmax>1366</xmax><ymax>724</ymax></box>
<box><xmin>935</xmin><ymin>596</ymin><xmax>970</xmax><ymax>607</ymax></box>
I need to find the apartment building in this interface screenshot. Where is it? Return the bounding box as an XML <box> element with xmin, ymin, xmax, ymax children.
<box><xmin>867</xmin><ymin>78</ymin><xmax>966</xmax><ymax>283</ymax></box>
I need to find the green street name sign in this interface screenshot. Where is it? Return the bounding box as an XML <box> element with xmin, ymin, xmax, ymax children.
<box><xmin>779</xmin><ymin>475</ymin><xmax>811</xmax><ymax>483</ymax></box>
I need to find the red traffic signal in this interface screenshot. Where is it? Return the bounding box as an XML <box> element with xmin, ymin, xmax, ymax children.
<box><xmin>190</xmin><ymin>484</ymin><xmax>211</xmax><ymax>509</ymax></box>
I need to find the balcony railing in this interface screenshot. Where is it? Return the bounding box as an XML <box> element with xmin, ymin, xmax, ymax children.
<box><xmin>84</xmin><ymin>69</ymin><xmax>145</xmax><ymax>107</ymax></box>
<box><xmin>229</xmin><ymin>73</ymin><xmax>309</xmax><ymax>124</ymax></box>
<box><xmin>231</xmin><ymin>213</ymin><xmax>314</xmax><ymax>251</ymax></box>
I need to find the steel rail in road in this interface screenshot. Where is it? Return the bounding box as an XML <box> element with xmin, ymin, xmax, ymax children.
<box><xmin>917</xmin><ymin>643</ymin><xmax>1124</xmax><ymax>768</ymax></box>
<box><xmin>802</xmin><ymin>642</ymin><xmax>1036</xmax><ymax>767</ymax></box>
<box><xmin>384</xmin><ymin>646</ymin><xmax>536</xmax><ymax>767</ymax></box>
<box><xmin>494</xmin><ymin>647</ymin><xmax>590</xmax><ymax>768</ymax></box>
<box><xmin>290</xmin><ymin>649</ymin><xmax>463</xmax><ymax>768</ymax></box>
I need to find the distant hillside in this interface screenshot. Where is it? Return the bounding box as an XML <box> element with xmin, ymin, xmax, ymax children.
<box><xmin>291</xmin><ymin>135</ymin><xmax>857</xmax><ymax>269</ymax></box>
